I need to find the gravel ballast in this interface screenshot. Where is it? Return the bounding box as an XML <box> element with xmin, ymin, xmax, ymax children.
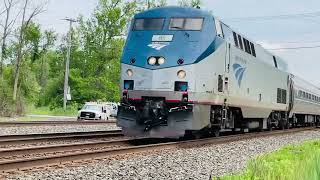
<box><xmin>7</xmin><ymin>130</ymin><xmax>320</xmax><ymax>180</ymax></box>
<box><xmin>0</xmin><ymin>124</ymin><xmax>120</xmax><ymax>136</ymax></box>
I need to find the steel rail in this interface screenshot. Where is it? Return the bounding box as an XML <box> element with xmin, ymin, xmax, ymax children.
<box><xmin>0</xmin><ymin>130</ymin><xmax>123</xmax><ymax>146</ymax></box>
<box><xmin>0</xmin><ymin>138</ymin><xmax>133</xmax><ymax>158</ymax></box>
<box><xmin>0</xmin><ymin>120</ymin><xmax>116</xmax><ymax>126</ymax></box>
<box><xmin>0</xmin><ymin>127</ymin><xmax>316</xmax><ymax>172</ymax></box>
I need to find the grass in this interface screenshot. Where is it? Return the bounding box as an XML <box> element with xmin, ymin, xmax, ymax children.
<box><xmin>215</xmin><ymin>140</ymin><xmax>320</xmax><ymax>180</ymax></box>
<box><xmin>25</xmin><ymin>105</ymin><xmax>77</xmax><ymax>117</ymax></box>
<box><xmin>0</xmin><ymin>105</ymin><xmax>77</xmax><ymax>121</ymax></box>
<box><xmin>0</xmin><ymin>116</ymin><xmax>49</xmax><ymax>121</ymax></box>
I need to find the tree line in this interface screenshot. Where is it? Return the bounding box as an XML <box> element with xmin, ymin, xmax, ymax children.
<box><xmin>0</xmin><ymin>0</ymin><xmax>201</xmax><ymax>116</ymax></box>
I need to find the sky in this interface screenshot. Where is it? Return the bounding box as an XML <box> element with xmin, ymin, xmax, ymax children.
<box><xmin>3</xmin><ymin>0</ymin><xmax>320</xmax><ymax>85</ymax></box>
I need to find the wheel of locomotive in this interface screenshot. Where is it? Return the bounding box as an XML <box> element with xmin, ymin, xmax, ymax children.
<box><xmin>286</xmin><ymin>121</ymin><xmax>291</xmax><ymax>129</ymax></box>
<box><xmin>258</xmin><ymin>119</ymin><xmax>264</xmax><ymax>132</ymax></box>
<box><xmin>213</xmin><ymin>129</ymin><xmax>220</xmax><ymax>137</ymax></box>
<box><xmin>279</xmin><ymin>119</ymin><xmax>288</xmax><ymax>130</ymax></box>
<box><xmin>231</xmin><ymin>128</ymin><xmax>237</xmax><ymax>135</ymax></box>
<box><xmin>267</xmin><ymin>118</ymin><xmax>273</xmax><ymax>131</ymax></box>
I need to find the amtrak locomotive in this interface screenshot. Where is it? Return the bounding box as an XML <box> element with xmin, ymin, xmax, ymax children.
<box><xmin>117</xmin><ymin>7</ymin><xmax>320</xmax><ymax>138</ymax></box>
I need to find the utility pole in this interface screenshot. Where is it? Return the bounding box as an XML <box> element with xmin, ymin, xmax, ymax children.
<box><xmin>63</xmin><ymin>18</ymin><xmax>77</xmax><ymax>110</ymax></box>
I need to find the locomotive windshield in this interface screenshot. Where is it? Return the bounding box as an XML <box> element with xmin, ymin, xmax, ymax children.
<box><xmin>169</xmin><ymin>18</ymin><xmax>203</xmax><ymax>31</ymax></box>
<box><xmin>133</xmin><ymin>18</ymin><xmax>165</xmax><ymax>30</ymax></box>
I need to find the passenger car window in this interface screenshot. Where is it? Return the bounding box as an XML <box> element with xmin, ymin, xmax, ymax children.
<box><xmin>133</xmin><ymin>18</ymin><xmax>165</xmax><ymax>30</ymax></box>
<box><xmin>169</xmin><ymin>18</ymin><xmax>203</xmax><ymax>31</ymax></box>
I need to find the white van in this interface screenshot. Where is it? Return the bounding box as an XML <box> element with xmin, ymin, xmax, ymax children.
<box><xmin>105</xmin><ymin>102</ymin><xmax>118</xmax><ymax>117</ymax></box>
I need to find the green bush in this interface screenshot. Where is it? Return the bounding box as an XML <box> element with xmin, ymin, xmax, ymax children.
<box><xmin>0</xmin><ymin>78</ymin><xmax>14</xmax><ymax>116</ymax></box>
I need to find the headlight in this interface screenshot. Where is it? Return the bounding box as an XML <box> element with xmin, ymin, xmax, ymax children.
<box><xmin>158</xmin><ymin>57</ymin><xmax>165</xmax><ymax>65</ymax></box>
<box><xmin>126</xmin><ymin>69</ymin><xmax>133</xmax><ymax>77</ymax></box>
<box><xmin>177</xmin><ymin>70</ymin><xmax>186</xmax><ymax>79</ymax></box>
<box><xmin>148</xmin><ymin>57</ymin><xmax>157</xmax><ymax>65</ymax></box>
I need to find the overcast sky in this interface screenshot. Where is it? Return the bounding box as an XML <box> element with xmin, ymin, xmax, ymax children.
<box><xmin>4</xmin><ymin>0</ymin><xmax>320</xmax><ymax>85</ymax></box>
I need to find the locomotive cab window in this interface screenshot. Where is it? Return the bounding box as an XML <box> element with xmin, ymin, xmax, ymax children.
<box><xmin>133</xmin><ymin>18</ymin><xmax>165</xmax><ymax>30</ymax></box>
<box><xmin>169</xmin><ymin>18</ymin><xmax>204</xmax><ymax>31</ymax></box>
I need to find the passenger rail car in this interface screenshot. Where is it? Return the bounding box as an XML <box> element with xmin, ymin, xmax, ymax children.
<box><xmin>117</xmin><ymin>7</ymin><xmax>320</xmax><ymax>138</ymax></box>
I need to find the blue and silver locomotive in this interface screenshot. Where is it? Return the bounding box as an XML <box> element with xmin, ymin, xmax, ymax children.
<box><xmin>117</xmin><ymin>7</ymin><xmax>320</xmax><ymax>138</ymax></box>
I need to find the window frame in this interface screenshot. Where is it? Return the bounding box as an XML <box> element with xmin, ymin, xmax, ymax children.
<box><xmin>168</xmin><ymin>17</ymin><xmax>204</xmax><ymax>31</ymax></box>
<box><xmin>132</xmin><ymin>18</ymin><xmax>165</xmax><ymax>31</ymax></box>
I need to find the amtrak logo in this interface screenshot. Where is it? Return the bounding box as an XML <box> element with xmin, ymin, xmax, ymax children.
<box><xmin>148</xmin><ymin>43</ymin><xmax>168</xmax><ymax>51</ymax></box>
<box><xmin>233</xmin><ymin>63</ymin><xmax>246</xmax><ymax>87</ymax></box>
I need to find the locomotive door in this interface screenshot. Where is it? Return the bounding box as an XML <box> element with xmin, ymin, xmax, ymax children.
<box><xmin>223</xmin><ymin>43</ymin><xmax>231</xmax><ymax>94</ymax></box>
<box><xmin>288</xmin><ymin>75</ymin><xmax>295</xmax><ymax>117</ymax></box>
<box><xmin>225</xmin><ymin>43</ymin><xmax>231</xmax><ymax>74</ymax></box>
<box><xmin>220</xmin><ymin>22</ymin><xmax>233</xmax><ymax>95</ymax></box>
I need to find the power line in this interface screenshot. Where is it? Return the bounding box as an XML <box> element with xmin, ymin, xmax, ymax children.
<box><xmin>267</xmin><ymin>45</ymin><xmax>320</xmax><ymax>50</ymax></box>
<box><xmin>224</xmin><ymin>11</ymin><xmax>320</xmax><ymax>22</ymax></box>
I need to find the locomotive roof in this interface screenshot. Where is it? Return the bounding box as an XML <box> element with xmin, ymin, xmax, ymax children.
<box><xmin>135</xmin><ymin>6</ymin><xmax>212</xmax><ymax>18</ymax></box>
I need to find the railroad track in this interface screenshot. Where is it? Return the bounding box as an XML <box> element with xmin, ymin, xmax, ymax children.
<box><xmin>0</xmin><ymin>120</ymin><xmax>116</xmax><ymax>127</ymax></box>
<box><xmin>0</xmin><ymin>130</ymin><xmax>123</xmax><ymax>146</ymax></box>
<box><xmin>0</xmin><ymin>127</ymin><xmax>317</xmax><ymax>173</ymax></box>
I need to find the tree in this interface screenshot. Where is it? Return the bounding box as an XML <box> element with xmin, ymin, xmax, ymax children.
<box><xmin>135</xmin><ymin>0</ymin><xmax>167</xmax><ymax>11</ymax></box>
<box><xmin>178</xmin><ymin>0</ymin><xmax>202</xmax><ymax>7</ymax></box>
<box><xmin>12</xmin><ymin>0</ymin><xmax>45</xmax><ymax>101</ymax></box>
<box><xmin>0</xmin><ymin>0</ymin><xmax>18</xmax><ymax>77</ymax></box>
<box><xmin>144</xmin><ymin>0</ymin><xmax>167</xmax><ymax>9</ymax></box>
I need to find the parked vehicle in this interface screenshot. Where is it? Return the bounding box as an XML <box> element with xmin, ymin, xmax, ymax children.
<box><xmin>105</xmin><ymin>102</ymin><xmax>118</xmax><ymax>117</ymax></box>
<box><xmin>77</xmin><ymin>102</ymin><xmax>111</xmax><ymax>121</ymax></box>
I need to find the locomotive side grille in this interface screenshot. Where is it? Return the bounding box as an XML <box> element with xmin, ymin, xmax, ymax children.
<box><xmin>277</xmin><ymin>88</ymin><xmax>287</xmax><ymax>104</ymax></box>
<box><xmin>80</xmin><ymin>112</ymin><xmax>95</xmax><ymax>118</ymax></box>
